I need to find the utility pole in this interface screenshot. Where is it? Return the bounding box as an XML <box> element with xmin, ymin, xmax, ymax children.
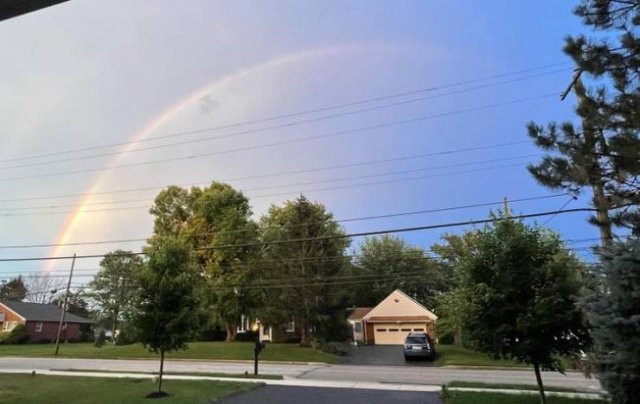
<box><xmin>54</xmin><ymin>253</ymin><xmax>76</xmax><ymax>356</ymax></box>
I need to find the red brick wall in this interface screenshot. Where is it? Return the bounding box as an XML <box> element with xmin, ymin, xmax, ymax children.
<box><xmin>24</xmin><ymin>321</ymin><xmax>83</xmax><ymax>342</ymax></box>
<box><xmin>0</xmin><ymin>306</ymin><xmax>25</xmax><ymax>326</ymax></box>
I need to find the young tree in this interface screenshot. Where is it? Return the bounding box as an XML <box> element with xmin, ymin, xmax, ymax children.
<box><xmin>457</xmin><ymin>213</ymin><xmax>590</xmax><ymax>404</ymax></box>
<box><xmin>258</xmin><ymin>195</ymin><xmax>350</xmax><ymax>345</ymax></box>
<box><xmin>584</xmin><ymin>238</ymin><xmax>640</xmax><ymax>404</ymax></box>
<box><xmin>149</xmin><ymin>182</ymin><xmax>259</xmax><ymax>341</ymax></box>
<box><xmin>89</xmin><ymin>251</ymin><xmax>142</xmax><ymax>339</ymax></box>
<box><xmin>0</xmin><ymin>276</ymin><xmax>27</xmax><ymax>301</ymax></box>
<box><xmin>133</xmin><ymin>237</ymin><xmax>199</xmax><ymax>396</ymax></box>
<box><xmin>352</xmin><ymin>235</ymin><xmax>443</xmax><ymax>309</ymax></box>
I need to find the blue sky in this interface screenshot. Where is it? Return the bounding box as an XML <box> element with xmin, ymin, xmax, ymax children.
<box><xmin>0</xmin><ymin>1</ymin><xmax>599</xmax><ymax>283</ymax></box>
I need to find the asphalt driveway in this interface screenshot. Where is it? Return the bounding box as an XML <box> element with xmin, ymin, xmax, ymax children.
<box><xmin>218</xmin><ymin>385</ymin><xmax>443</xmax><ymax>404</ymax></box>
<box><xmin>341</xmin><ymin>345</ymin><xmax>436</xmax><ymax>367</ymax></box>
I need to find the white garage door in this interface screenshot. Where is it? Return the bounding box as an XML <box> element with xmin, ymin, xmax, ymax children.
<box><xmin>373</xmin><ymin>323</ymin><xmax>426</xmax><ymax>345</ymax></box>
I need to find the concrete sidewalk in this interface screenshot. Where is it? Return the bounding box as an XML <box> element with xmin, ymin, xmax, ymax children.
<box><xmin>0</xmin><ymin>369</ymin><xmax>442</xmax><ymax>392</ymax></box>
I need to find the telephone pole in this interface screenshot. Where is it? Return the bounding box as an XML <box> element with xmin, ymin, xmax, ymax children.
<box><xmin>54</xmin><ymin>253</ymin><xmax>76</xmax><ymax>355</ymax></box>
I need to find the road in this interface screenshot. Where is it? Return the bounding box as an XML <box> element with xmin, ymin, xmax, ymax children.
<box><xmin>0</xmin><ymin>357</ymin><xmax>602</xmax><ymax>391</ymax></box>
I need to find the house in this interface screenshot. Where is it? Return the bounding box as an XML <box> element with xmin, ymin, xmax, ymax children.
<box><xmin>237</xmin><ymin>314</ymin><xmax>299</xmax><ymax>343</ymax></box>
<box><xmin>0</xmin><ymin>300</ymin><xmax>93</xmax><ymax>342</ymax></box>
<box><xmin>348</xmin><ymin>290</ymin><xmax>437</xmax><ymax>345</ymax></box>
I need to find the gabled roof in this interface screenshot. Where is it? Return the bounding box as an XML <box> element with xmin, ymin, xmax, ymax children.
<box><xmin>0</xmin><ymin>301</ymin><xmax>93</xmax><ymax>324</ymax></box>
<box><xmin>363</xmin><ymin>290</ymin><xmax>437</xmax><ymax>322</ymax></box>
<box><xmin>347</xmin><ymin>307</ymin><xmax>373</xmax><ymax>321</ymax></box>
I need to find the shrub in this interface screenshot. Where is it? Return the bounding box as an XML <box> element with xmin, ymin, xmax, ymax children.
<box><xmin>94</xmin><ymin>330</ymin><xmax>106</xmax><ymax>347</ymax></box>
<box><xmin>1</xmin><ymin>324</ymin><xmax>29</xmax><ymax>344</ymax></box>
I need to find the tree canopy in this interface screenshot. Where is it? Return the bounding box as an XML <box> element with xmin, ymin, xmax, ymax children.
<box><xmin>0</xmin><ymin>276</ymin><xmax>27</xmax><ymax>301</ymax></box>
<box><xmin>451</xmin><ymin>213</ymin><xmax>590</xmax><ymax>403</ymax></box>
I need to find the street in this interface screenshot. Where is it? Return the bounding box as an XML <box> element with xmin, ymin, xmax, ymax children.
<box><xmin>0</xmin><ymin>357</ymin><xmax>602</xmax><ymax>391</ymax></box>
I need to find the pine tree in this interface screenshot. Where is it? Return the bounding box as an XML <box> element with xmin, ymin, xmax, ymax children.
<box><xmin>584</xmin><ymin>238</ymin><xmax>640</xmax><ymax>404</ymax></box>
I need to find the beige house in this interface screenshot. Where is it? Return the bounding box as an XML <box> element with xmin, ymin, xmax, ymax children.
<box><xmin>347</xmin><ymin>290</ymin><xmax>437</xmax><ymax>345</ymax></box>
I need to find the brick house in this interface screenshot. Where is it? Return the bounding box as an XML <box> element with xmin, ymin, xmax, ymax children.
<box><xmin>0</xmin><ymin>300</ymin><xmax>93</xmax><ymax>342</ymax></box>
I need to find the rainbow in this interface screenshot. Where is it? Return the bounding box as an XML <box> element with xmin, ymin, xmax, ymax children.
<box><xmin>45</xmin><ymin>44</ymin><xmax>380</xmax><ymax>269</ymax></box>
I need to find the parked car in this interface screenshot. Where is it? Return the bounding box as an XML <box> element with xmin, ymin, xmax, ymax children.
<box><xmin>403</xmin><ymin>332</ymin><xmax>436</xmax><ymax>361</ymax></box>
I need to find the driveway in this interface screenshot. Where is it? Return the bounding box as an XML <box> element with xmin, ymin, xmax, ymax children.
<box><xmin>218</xmin><ymin>385</ymin><xmax>443</xmax><ymax>404</ymax></box>
<box><xmin>341</xmin><ymin>345</ymin><xmax>436</xmax><ymax>367</ymax></box>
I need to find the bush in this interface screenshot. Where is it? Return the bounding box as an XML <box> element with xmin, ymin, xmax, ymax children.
<box><xmin>438</xmin><ymin>333</ymin><xmax>454</xmax><ymax>345</ymax></box>
<box><xmin>1</xmin><ymin>324</ymin><xmax>29</xmax><ymax>344</ymax></box>
<box><xmin>94</xmin><ymin>330</ymin><xmax>106</xmax><ymax>348</ymax></box>
<box><xmin>234</xmin><ymin>330</ymin><xmax>258</xmax><ymax>342</ymax></box>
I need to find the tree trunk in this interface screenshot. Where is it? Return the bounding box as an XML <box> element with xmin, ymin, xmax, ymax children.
<box><xmin>299</xmin><ymin>321</ymin><xmax>309</xmax><ymax>347</ymax></box>
<box><xmin>533</xmin><ymin>362</ymin><xmax>546</xmax><ymax>404</ymax></box>
<box><xmin>592</xmin><ymin>182</ymin><xmax>613</xmax><ymax>247</ymax></box>
<box><xmin>453</xmin><ymin>329</ymin><xmax>463</xmax><ymax>346</ymax></box>
<box><xmin>111</xmin><ymin>309</ymin><xmax>119</xmax><ymax>343</ymax></box>
<box><xmin>226</xmin><ymin>326</ymin><xmax>236</xmax><ymax>342</ymax></box>
<box><xmin>157</xmin><ymin>349</ymin><xmax>165</xmax><ymax>393</ymax></box>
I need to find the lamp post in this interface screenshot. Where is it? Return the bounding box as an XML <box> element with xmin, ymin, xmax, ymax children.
<box><xmin>252</xmin><ymin>320</ymin><xmax>265</xmax><ymax>375</ymax></box>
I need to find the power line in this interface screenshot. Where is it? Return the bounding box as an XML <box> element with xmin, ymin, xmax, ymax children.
<box><xmin>0</xmin><ymin>140</ymin><xmax>529</xmax><ymax>204</ymax></box>
<box><xmin>0</xmin><ymin>193</ymin><xmax>568</xmax><ymax>249</ymax></box>
<box><xmin>0</xmin><ymin>93</ymin><xmax>557</xmax><ymax>184</ymax></box>
<box><xmin>0</xmin><ymin>63</ymin><xmax>570</xmax><ymax>165</ymax></box>
<box><xmin>0</xmin><ymin>153</ymin><xmax>539</xmax><ymax>213</ymax></box>
<box><xmin>0</xmin><ymin>206</ymin><xmax>614</xmax><ymax>262</ymax></box>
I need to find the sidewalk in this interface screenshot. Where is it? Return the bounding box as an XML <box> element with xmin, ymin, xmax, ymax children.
<box><xmin>0</xmin><ymin>369</ymin><xmax>442</xmax><ymax>392</ymax></box>
<box><xmin>447</xmin><ymin>386</ymin><xmax>605</xmax><ymax>400</ymax></box>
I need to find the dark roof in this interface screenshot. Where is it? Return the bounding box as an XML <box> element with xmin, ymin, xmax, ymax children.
<box><xmin>0</xmin><ymin>301</ymin><xmax>93</xmax><ymax>324</ymax></box>
<box><xmin>347</xmin><ymin>307</ymin><xmax>373</xmax><ymax>321</ymax></box>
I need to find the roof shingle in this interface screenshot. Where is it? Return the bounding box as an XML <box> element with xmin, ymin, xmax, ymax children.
<box><xmin>0</xmin><ymin>301</ymin><xmax>93</xmax><ymax>324</ymax></box>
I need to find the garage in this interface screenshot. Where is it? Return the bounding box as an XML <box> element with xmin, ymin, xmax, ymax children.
<box><xmin>350</xmin><ymin>290</ymin><xmax>438</xmax><ymax>345</ymax></box>
<box><xmin>372</xmin><ymin>323</ymin><xmax>426</xmax><ymax>345</ymax></box>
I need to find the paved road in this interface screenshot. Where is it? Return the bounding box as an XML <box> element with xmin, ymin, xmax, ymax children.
<box><xmin>342</xmin><ymin>345</ymin><xmax>435</xmax><ymax>366</ymax></box>
<box><xmin>219</xmin><ymin>385</ymin><xmax>443</xmax><ymax>404</ymax></box>
<box><xmin>0</xmin><ymin>357</ymin><xmax>601</xmax><ymax>391</ymax></box>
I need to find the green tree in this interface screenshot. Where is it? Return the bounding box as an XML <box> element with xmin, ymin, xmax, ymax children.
<box><xmin>89</xmin><ymin>251</ymin><xmax>142</xmax><ymax>339</ymax></box>
<box><xmin>133</xmin><ymin>237</ymin><xmax>199</xmax><ymax>396</ymax></box>
<box><xmin>258</xmin><ymin>195</ymin><xmax>350</xmax><ymax>345</ymax></box>
<box><xmin>584</xmin><ymin>238</ymin><xmax>640</xmax><ymax>404</ymax></box>
<box><xmin>456</xmin><ymin>213</ymin><xmax>590</xmax><ymax>404</ymax></box>
<box><xmin>528</xmin><ymin>0</ymin><xmax>640</xmax><ymax>240</ymax></box>
<box><xmin>431</xmin><ymin>231</ymin><xmax>482</xmax><ymax>346</ymax></box>
<box><xmin>0</xmin><ymin>276</ymin><xmax>27</xmax><ymax>301</ymax></box>
<box><xmin>149</xmin><ymin>182</ymin><xmax>259</xmax><ymax>341</ymax></box>
<box><xmin>352</xmin><ymin>235</ymin><xmax>443</xmax><ymax>309</ymax></box>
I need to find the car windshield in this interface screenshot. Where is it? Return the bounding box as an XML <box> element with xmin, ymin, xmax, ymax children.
<box><xmin>406</xmin><ymin>337</ymin><xmax>427</xmax><ymax>344</ymax></box>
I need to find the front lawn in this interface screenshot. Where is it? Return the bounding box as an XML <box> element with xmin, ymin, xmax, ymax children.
<box><xmin>442</xmin><ymin>391</ymin><xmax>607</xmax><ymax>404</ymax></box>
<box><xmin>447</xmin><ymin>381</ymin><xmax>597</xmax><ymax>394</ymax></box>
<box><xmin>0</xmin><ymin>373</ymin><xmax>257</xmax><ymax>404</ymax></box>
<box><xmin>435</xmin><ymin>344</ymin><xmax>527</xmax><ymax>367</ymax></box>
<box><xmin>0</xmin><ymin>341</ymin><xmax>340</xmax><ymax>363</ymax></box>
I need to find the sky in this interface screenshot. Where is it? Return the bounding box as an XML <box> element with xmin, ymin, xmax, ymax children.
<box><xmin>0</xmin><ymin>0</ymin><xmax>599</xmax><ymax>287</ymax></box>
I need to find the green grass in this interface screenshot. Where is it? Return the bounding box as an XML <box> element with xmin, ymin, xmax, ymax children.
<box><xmin>447</xmin><ymin>381</ymin><xmax>598</xmax><ymax>394</ymax></box>
<box><xmin>0</xmin><ymin>373</ymin><xmax>258</xmax><ymax>403</ymax></box>
<box><xmin>0</xmin><ymin>341</ymin><xmax>340</xmax><ymax>363</ymax></box>
<box><xmin>442</xmin><ymin>391</ymin><xmax>607</xmax><ymax>404</ymax></box>
<box><xmin>54</xmin><ymin>368</ymin><xmax>283</xmax><ymax>379</ymax></box>
<box><xmin>435</xmin><ymin>344</ymin><xmax>528</xmax><ymax>367</ymax></box>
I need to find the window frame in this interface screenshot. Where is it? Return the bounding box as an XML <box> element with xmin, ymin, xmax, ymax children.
<box><xmin>35</xmin><ymin>322</ymin><xmax>43</xmax><ymax>332</ymax></box>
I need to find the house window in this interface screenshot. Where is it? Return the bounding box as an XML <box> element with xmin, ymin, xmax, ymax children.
<box><xmin>389</xmin><ymin>328</ymin><xmax>399</xmax><ymax>332</ymax></box>
<box><xmin>413</xmin><ymin>328</ymin><xmax>424</xmax><ymax>331</ymax></box>
<box><xmin>35</xmin><ymin>322</ymin><xmax>43</xmax><ymax>333</ymax></box>
<box><xmin>401</xmin><ymin>328</ymin><xmax>411</xmax><ymax>332</ymax></box>
<box><xmin>353</xmin><ymin>322</ymin><xmax>362</xmax><ymax>333</ymax></box>
<box><xmin>3</xmin><ymin>321</ymin><xmax>17</xmax><ymax>331</ymax></box>
<box><xmin>62</xmin><ymin>323</ymin><xmax>68</xmax><ymax>330</ymax></box>
<box><xmin>285</xmin><ymin>318</ymin><xmax>295</xmax><ymax>333</ymax></box>
<box><xmin>376</xmin><ymin>329</ymin><xmax>387</xmax><ymax>332</ymax></box>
